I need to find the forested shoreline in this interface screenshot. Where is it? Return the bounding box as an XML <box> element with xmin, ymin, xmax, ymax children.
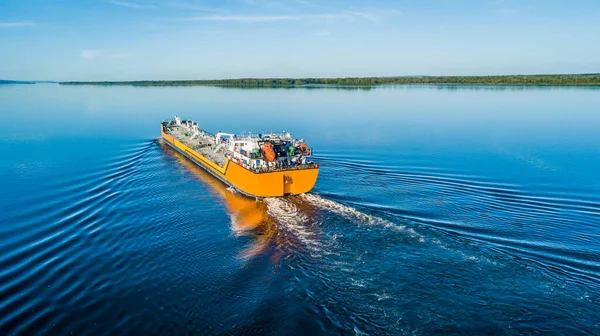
<box><xmin>60</xmin><ymin>74</ymin><xmax>600</xmax><ymax>87</ymax></box>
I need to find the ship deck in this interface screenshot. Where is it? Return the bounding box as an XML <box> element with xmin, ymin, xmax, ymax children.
<box><xmin>167</xmin><ymin>126</ymin><xmax>228</xmax><ymax>167</ymax></box>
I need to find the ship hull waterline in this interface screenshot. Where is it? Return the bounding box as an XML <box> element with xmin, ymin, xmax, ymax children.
<box><xmin>161</xmin><ymin>130</ymin><xmax>319</xmax><ymax>198</ymax></box>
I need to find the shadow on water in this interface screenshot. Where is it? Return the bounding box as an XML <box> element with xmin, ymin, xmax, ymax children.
<box><xmin>157</xmin><ymin>139</ymin><xmax>275</xmax><ymax>258</ymax></box>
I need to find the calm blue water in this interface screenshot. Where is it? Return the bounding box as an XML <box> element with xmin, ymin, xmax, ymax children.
<box><xmin>1</xmin><ymin>84</ymin><xmax>599</xmax><ymax>335</ymax></box>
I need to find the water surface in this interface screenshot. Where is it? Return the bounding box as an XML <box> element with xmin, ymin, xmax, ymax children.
<box><xmin>1</xmin><ymin>84</ymin><xmax>599</xmax><ymax>335</ymax></box>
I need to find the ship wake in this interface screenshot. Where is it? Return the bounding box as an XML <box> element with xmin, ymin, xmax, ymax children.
<box><xmin>301</xmin><ymin>193</ymin><xmax>423</xmax><ymax>241</ymax></box>
<box><xmin>263</xmin><ymin>197</ymin><xmax>323</xmax><ymax>254</ymax></box>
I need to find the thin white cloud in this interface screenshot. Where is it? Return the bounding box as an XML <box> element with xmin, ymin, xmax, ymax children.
<box><xmin>81</xmin><ymin>50</ymin><xmax>104</xmax><ymax>60</ymax></box>
<box><xmin>180</xmin><ymin>12</ymin><xmax>381</xmax><ymax>23</ymax></box>
<box><xmin>0</xmin><ymin>21</ymin><xmax>35</xmax><ymax>28</ymax></box>
<box><xmin>315</xmin><ymin>29</ymin><xmax>330</xmax><ymax>36</ymax></box>
<box><xmin>348</xmin><ymin>11</ymin><xmax>380</xmax><ymax>23</ymax></box>
<box><xmin>108</xmin><ymin>1</ymin><xmax>157</xmax><ymax>9</ymax></box>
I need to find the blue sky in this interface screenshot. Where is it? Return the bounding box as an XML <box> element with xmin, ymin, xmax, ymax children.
<box><xmin>1</xmin><ymin>0</ymin><xmax>599</xmax><ymax>81</ymax></box>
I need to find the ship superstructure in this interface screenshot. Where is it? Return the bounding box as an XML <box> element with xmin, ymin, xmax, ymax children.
<box><xmin>161</xmin><ymin>116</ymin><xmax>319</xmax><ymax>197</ymax></box>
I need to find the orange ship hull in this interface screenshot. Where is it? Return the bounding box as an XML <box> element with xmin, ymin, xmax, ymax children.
<box><xmin>161</xmin><ymin>128</ymin><xmax>319</xmax><ymax>197</ymax></box>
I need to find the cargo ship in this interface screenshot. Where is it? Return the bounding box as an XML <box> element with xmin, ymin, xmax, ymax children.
<box><xmin>161</xmin><ymin>116</ymin><xmax>319</xmax><ymax>197</ymax></box>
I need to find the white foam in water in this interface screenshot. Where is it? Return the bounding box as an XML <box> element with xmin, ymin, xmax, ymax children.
<box><xmin>263</xmin><ymin>197</ymin><xmax>322</xmax><ymax>253</ymax></box>
<box><xmin>301</xmin><ymin>194</ymin><xmax>423</xmax><ymax>241</ymax></box>
<box><xmin>228</xmin><ymin>213</ymin><xmax>243</xmax><ymax>234</ymax></box>
<box><xmin>373</xmin><ymin>291</ymin><xmax>392</xmax><ymax>301</ymax></box>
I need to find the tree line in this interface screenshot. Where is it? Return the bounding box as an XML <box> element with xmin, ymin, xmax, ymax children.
<box><xmin>60</xmin><ymin>74</ymin><xmax>600</xmax><ymax>87</ymax></box>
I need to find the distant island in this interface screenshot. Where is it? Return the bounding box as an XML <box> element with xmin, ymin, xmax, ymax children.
<box><xmin>0</xmin><ymin>80</ymin><xmax>57</xmax><ymax>85</ymax></box>
<box><xmin>60</xmin><ymin>73</ymin><xmax>599</xmax><ymax>87</ymax></box>
<box><xmin>0</xmin><ymin>80</ymin><xmax>37</xmax><ymax>85</ymax></box>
